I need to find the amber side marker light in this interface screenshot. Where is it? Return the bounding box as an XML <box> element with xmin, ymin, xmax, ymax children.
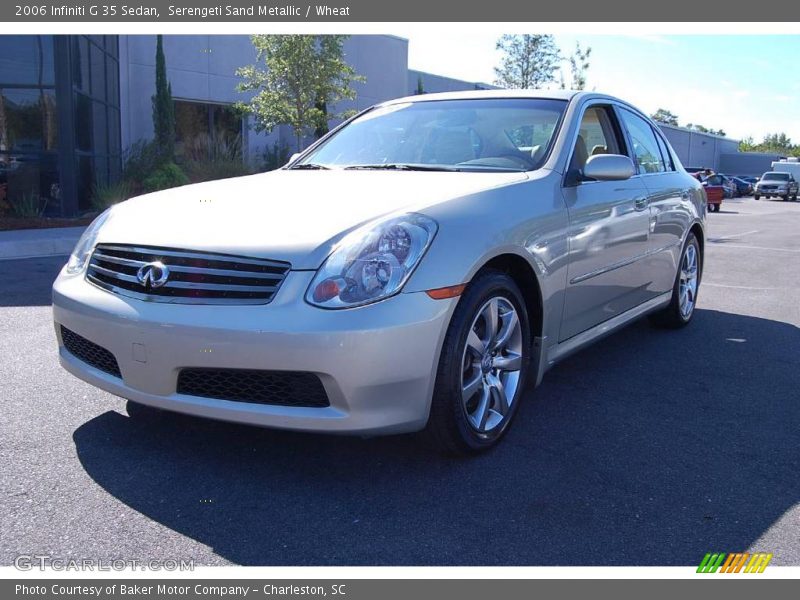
<box><xmin>425</xmin><ymin>284</ymin><xmax>466</xmax><ymax>300</ymax></box>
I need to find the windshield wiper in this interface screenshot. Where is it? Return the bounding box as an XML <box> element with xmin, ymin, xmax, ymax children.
<box><xmin>344</xmin><ymin>163</ymin><xmax>460</xmax><ymax>172</ymax></box>
<box><xmin>288</xmin><ymin>163</ymin><xmax>330</xmax><ymax>170</ymax></box>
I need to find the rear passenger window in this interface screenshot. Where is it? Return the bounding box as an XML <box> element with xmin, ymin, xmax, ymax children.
<box><xmin>619</xmin><ymin>108</ymin><xmax>666</xmax><ymax>174</ymax></box>
<box><xmin>655</xmin><ymin>133</ymin><xmax>674</xmax><ymax>171</ymax></box>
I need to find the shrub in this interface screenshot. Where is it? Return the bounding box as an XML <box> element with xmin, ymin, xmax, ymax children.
<box><xmin>182</xmin><ymin>132</ymin><xmax>243</xmax><ymax>163</ymax></box>
<box><xmin>9</xmin><ymin>192</ymin><xmax>48</xmax><ymax>218</ymax></box>
<box><xmin>123</xmin><ymin>140</ymin><xmax>164</xmax><ymax>194</ymax></box>
<box><xmin>260</xmin><ymin>141</ymin><xmax>291</xmax><ymax>172</ymax></box>
<box><xmin>184</xmin><ymin>159</ymin><xmax>251</xmax><ymax>184</ymax></box>
<box><xmin>180</xmin><ymin>132</ymin><xmax>251</xmax><ymax>183</ymax></box>
<box><xmin>91</xmin><ymin>179</ymin><xmax>132</xmax><ymax>211</ymax></box>
<box><xmin>142</xmin><ymin>162</ymin><xmax>189</xmax><ymax>193</ymax></box>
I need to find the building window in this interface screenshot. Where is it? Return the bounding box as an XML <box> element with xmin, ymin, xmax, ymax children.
<box><xmin>72</xmin><ymin>35</ymin><xmax>120</xmax><ymax>210</ymax></box>
<box><xmin>175</xmin><ymin>100</ymin><xmax>243</xmax><ymax>161</ymax></box>
<box><xmin>0</xmin><ymin>36</ymin><xmax>59</xmax><ymax>216</ymax></box>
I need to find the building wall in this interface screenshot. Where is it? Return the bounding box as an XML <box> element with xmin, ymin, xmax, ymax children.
<box><xmin>408</xmin><ymin>69</ymin><xmax>495</xmax><ymax>95</ymax></box>
<box><xmin>118</xmin><ymin>36</ymin><xmax>750</xmax><ymax>176</ymax></box>
<box><xmin>657</xmin><ymin>123</ymin><xmax>739</xmax><ymax>171</ymax></box>
<box><xmin>119</xmin><ymin>35</ymin><xmax>411</xmax><ymax>163</ymax></box>
<box><xmin>719</xmin><ymin>152</ymin><xmax>783</xmax><ymax>177</ymax></box>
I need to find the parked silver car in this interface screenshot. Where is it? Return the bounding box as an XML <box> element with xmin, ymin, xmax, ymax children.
<box><xmin>53</xmin><ymin>91</ymin><xmax>705</xmax><ymax>454</ymax></box>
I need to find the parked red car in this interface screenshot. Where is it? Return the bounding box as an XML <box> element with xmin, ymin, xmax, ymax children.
<box><xmin>693</xmin><ymin>172</ymin><xmax>724</xmax><ymax>212</ymax></box>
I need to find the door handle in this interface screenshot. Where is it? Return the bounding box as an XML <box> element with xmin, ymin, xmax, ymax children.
<box><xmin>634</xmin><ymin>197</ymin><xmax>648</xmax><ymax>211</ymax></box>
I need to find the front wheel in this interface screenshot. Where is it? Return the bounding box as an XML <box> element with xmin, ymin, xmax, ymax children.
<box><xmin>649</xmin><ymin>232</ymin><xmax>701</xmax><ymax>329</ymax></box>
<box><xmin>425</xmin><ymin>270</ymin><xmax>531</xmax><ymax>455</ymax></box>
<box><xmin>754</xmin><ymin>194</ymin><xmax>760</xmax><ymax>200</ymax></box>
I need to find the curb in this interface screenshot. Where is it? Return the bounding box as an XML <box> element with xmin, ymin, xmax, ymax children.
<box><xmin>0</xmin><ymin>227</ymin><xmax>84</xmax><ymax>261</ymax></box>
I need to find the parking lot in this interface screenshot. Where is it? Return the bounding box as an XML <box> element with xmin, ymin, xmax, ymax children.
<box><xmin>1</xmin><ymin>195</ymin><xmax>798</xmax><ymax>567</ymax></box>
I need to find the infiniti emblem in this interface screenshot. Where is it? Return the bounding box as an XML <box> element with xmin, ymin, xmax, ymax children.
<box><xmin>136</xmin><ymin>261</ymin><xmax>170</xmax><ymax>289</ymax></box>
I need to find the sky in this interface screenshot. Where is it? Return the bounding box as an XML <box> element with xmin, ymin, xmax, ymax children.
<box><xmin>400</xmin><ymin>33</ymin><xmax>800</xmax><ymax>143</ymax></box>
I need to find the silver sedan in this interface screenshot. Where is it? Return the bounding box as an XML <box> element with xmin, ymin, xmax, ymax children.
<box><xmin>53</xmin><ymin>90</ymin><xmax>705</xmax><ymax>454</ymax></box>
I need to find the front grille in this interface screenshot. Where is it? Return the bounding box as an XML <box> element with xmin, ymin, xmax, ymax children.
<box><xmin>87</xmin><ymin>244</ymin><xmax>291</xmax><ymax>305</ymax></box>
<box><xmin>177</xmin><ymin>368</ymin><xmax>330</xmax><ymax>407</ymax></box>
<box><xmin>60</xmin><ymin>326</ymin><xmax>121</xmax><ymax>378</ymax></box>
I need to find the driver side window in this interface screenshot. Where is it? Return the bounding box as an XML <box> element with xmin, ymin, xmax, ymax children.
<box><xmin>569</xmin><ymin>106</ymin><xmax>623</xmax><ymax>176</ymax></box>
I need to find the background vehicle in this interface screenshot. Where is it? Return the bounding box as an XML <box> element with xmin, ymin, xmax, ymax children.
<box><xmin>693</xmin><ymin>172</ymin><xmax>724</xmax><ymax>211</ymax></box>
<box><xmin>714</xmin><ymin>174</ymin><xmax>738</xmax><ymax>198</ymax></box>
<box><xmin>730</xmin><ymin>176</ymin><xmax>754</xmax><ymax>196</ymax></box>
<box><xmin>703</xmin><ymin>182</ymin><xmax>725</xmax><ymax>211</ymax></box>
<box><xmin>754</xmin><ymin>171</ymin><xmax>799</xmax><ymax>201</ymax></box>
<box><xmin>771</xmin><ymin>157</ymin><xmax>800</xmax><ymax>180</ymax></box>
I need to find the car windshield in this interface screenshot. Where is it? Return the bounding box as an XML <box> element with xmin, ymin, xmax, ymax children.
<box><xmin>294</xmin><ymin>98</ymin><xmax>568</xmax><ymax>172</ymax></box>
<box><xmin>762</xmin><ymin>172</ymin><xmax>790</xmax><ymax>181</ymax></box>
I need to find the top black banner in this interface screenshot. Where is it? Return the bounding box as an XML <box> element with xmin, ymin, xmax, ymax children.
<box><xmin>4</xmin><ymin>0</ymin><xmax>800</xmax><ymax>22</ymax></box>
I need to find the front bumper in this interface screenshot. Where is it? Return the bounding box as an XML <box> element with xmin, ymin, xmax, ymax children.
<box><xmin>755</xmin><ymin>187</ymin><xmax>789</xmax><ymax>195</ymax></box>
<box><xmin>53</xmin><ymin>268</ymin><xmax>457</xmax><ymax>435</ymax></box>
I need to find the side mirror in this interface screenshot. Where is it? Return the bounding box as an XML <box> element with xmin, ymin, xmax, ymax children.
<box><xmin>582</xmin><ymin>154</ymin><xmax>636</xmax><ymax>181</ymax></box>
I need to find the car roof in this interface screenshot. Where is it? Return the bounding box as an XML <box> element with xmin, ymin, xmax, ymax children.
<box><xmin>380</xmin><ymin>89</ymin><xmax>597</xmax><ymax>106</ymax></box>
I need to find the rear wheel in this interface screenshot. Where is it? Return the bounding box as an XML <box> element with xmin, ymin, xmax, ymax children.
<box><xmin>649</xmin><ymin>232</ymin><xmax>701</xmax><ymax>329</ymax></box>
<box><xmin>425</xmin><ymin>270</ymin><xmax>531</xmax><ymax>455</ymax></box>
<box><xmin>754</xmin><ymin>194</ymin><xmax>760</xmax><ymax>200</ymax></box>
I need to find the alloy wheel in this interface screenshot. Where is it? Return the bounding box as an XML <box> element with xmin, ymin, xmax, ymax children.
<box><xmin>460</xmin><ymin>296</ymin><xmax>523</xmax><ymax>433</ymax></box>
<box><xmin>679</xmin><ymin>244</ymin><xmax>699</xmax><ymax>319</ymax></box>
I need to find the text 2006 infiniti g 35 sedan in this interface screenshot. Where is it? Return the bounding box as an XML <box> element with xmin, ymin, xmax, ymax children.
<box><xmin>53</xmin><ymin>90</ymin><xmax>705</xmax><ymax>454</ymax></box>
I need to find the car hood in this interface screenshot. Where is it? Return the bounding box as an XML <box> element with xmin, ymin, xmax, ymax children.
<box><xmin>757</xmin><ymin>179</ymin><xmax>788</xmax><ymax>186</ymax></box>
<box><xmin>98</xmin><ymin>169</ymin><xmax>529</xmax><ymax>269</ymax></box>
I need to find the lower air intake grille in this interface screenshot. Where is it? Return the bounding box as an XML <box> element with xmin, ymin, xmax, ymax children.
<box><xmin>60</xmin><ymin>326</ymin><xmax>121</xmax><ymax>378</ymax></box>
<box><xmin>176</xmin><ymin>368</ymin><xmax>330</xmax><ymax>407</ymax></box>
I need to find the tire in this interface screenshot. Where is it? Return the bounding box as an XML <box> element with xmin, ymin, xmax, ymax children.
<box><xmin>649</xmin><ymin>232</ymin><xmax>701</xmax><ymax>329</ymax></box>
<box><xmin>754</xmin><ymin>195</ymin><xmax>760</xmax><ymax>200</ymax></box>
<box><xmin>783</xmin><ymin>194</ymin><xmax>790</xmax><ymax>202</ymax></box>
<box><xmin>425</xmin><ymin>269</ymin><xmax>531</xmax><ymax>455</ymax></box>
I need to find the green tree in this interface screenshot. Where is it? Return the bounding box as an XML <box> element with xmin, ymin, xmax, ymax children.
<box><xmin>684</xmin><ymin>123</ymin><xmax>726</xmax><ymax>137</ymax></box>
<box><xmin>415</xmin><ymin>74</ymin><xmax>425</xmax><ymax>95</ymax></box>
<box><xmin>151</xmin><ymin>35</ymin><xmax>175</xmax><ymax>161</ymax></box>
<box><xmin>236</xmin><ymin>35</ymin><xmax>364</xmax><ymax>150</ymax></box>
<box><xmin>738</xmin><ymin>136</ymin><xmax>756</xmax><ymax>152</ymax></box>
<box><xmin>739</xmin><ymin>133</ymin><xmax>800</xmax><ymax>156</ymax></box>
<box><xmin>760</xmin><ymin>132</ymin><xmax>793</xmax><ymax>153</ymax></box>
<box><xmin>565</xmin><ymin>42</ymin><xmax>592</xmax><ymax>90</ymax></box>
<box><xmin>494</xmin><ymin>34</ymin><xmax>560</xmax><ymax>89</ymax></box>
<box><xmin>651</xmin><ymin>108</ymin><xmax>679</xmax><ymax>126</ymax></box>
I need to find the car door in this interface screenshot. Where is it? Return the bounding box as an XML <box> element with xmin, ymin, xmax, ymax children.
<box><xmin>559</xmin><ymin>104</ymin><xmax>652</xmax><ymax>341</ymax></box>
<box><xmin>617</xmin><ymin>107</ymin><xmax>695</xmax><ymax>299</ymax></box>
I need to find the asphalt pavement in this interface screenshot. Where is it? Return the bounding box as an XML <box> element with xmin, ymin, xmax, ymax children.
<box><xmin>1</xmin><ymin>195</ymin><xmax>798</xmax><ymax>566</ymax></box>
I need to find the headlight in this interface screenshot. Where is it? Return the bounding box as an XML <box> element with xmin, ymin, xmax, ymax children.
<box><xmin>306</xmin><ymin>213</ymin><xmax>437</xmax><ymax>309</ymax></box>
<box><xmin>65</xmin><ymin>208</ymin><xmax>112</xmax><ymax>274</ymax></box>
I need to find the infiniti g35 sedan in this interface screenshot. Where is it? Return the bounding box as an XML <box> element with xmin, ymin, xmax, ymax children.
<box><xmin>53</xmin><ymin>91</ymin><xmax>705</xmax><ymax>454</ymax></box>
